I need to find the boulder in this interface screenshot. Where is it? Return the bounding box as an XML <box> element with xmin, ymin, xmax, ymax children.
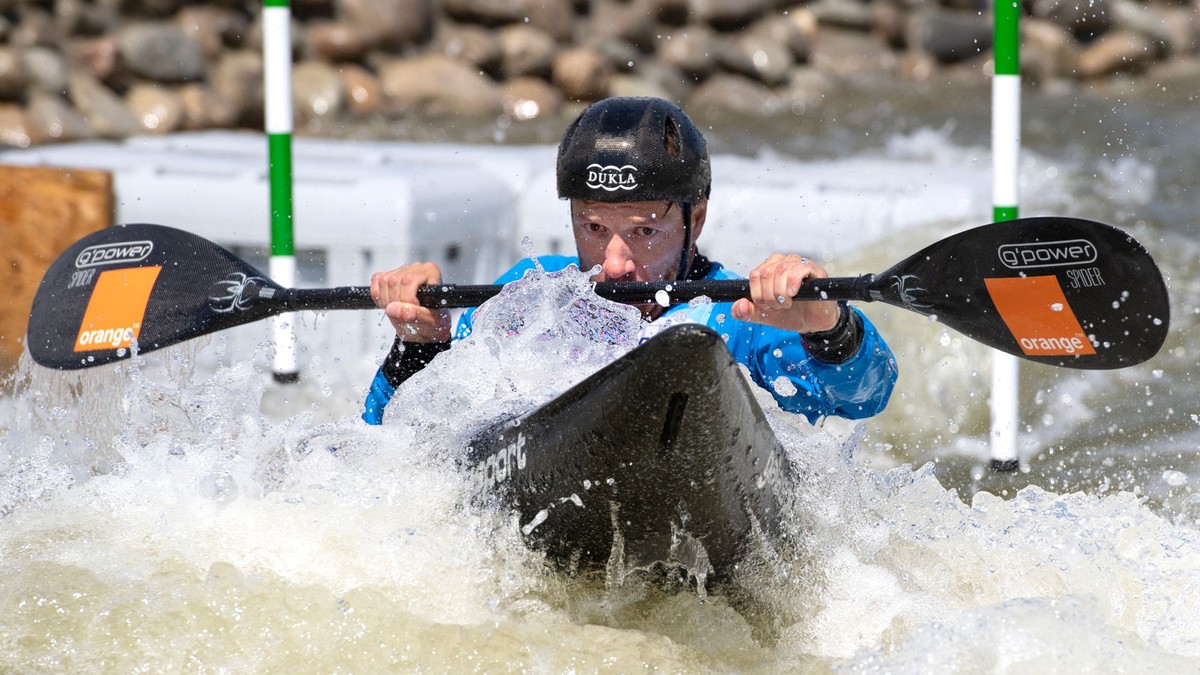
<box><xmin>339</xmin><ymin>0</ymin><xmax>434</xmax><ymax>49</ymax></box>
<box><xmin>339</xmin><ymin>63</ymin><xmax>384</xmax><ymax>117</ymax></box>
<box><xmin>907</xmin><ymin>9</ymin><xmax>993</xmax><ymax>64</ymax></box>
<box><xmin>499</xmin><ymin>24</ymin><xmax>558</xmax><ymax>78</ymax></box>
<box><xmin>434</xmin><ymin>21</ymin><xmax>504</xmax><ymax>74</ymax></box>
<box><xmin>67</xmin><ymin>71</ymin><xmax>141</xmax><ymax>138</ymax></box>
<box><xmin>0</xmin><ymin>48</ymin><xmax>28</xmax><ymax>101</ymax></box>
<box><xmin>307</xmin><ymin>20</ymin><xmax>375</xmax><ymax>62</ymax></box>
<box><xmin>126</xmin><ymin>82</ymin><xmax>186</xmax><ymax>134</ymax></box>
<box><xmin>500</xmin><ymin>76</ymin><xmax>563</xmax><ymax>120</ymax></box>
<box><xmin>378</xmin><ymin>54</ymin><xmax>504</xmax><ymax>117</ymax></box>
<box><xmin>1078</xmin><ymin>29</ymin><xmax>1158</xmax><ymax>76</ymax></box>
<box><xmin>20</xmin><ymin>47</ymin><xmax>69</xmax><ymax>96</ymax></box>
<box><xmin>552</xmin><ymin>46</ymin><xmax>612</xmax><ymax>101</ymax></box>
<box><xmin>657</xmin><ymin>26</ymin><xmax>720</xmax><ymax>79</ymax></box>
<box><xmin>293</xmin><ymin>60</ymin><xmax>346</xmax><ymax>124</ymax></box>
<box><xmin>178</xmin><ymin>83</ymin><xmax>239</xmax><ymax>129</ymax></box>
<box><xmin>688</xmin><ymin>73</ymin><xmax>780</xmax><ymax>117</ymax></box>
<box><xmin>211</xmin><ymin>50</ymin><xmax>265</xmax><ymax>125</ymax></box>
<box><xmin>0</xmin><ymin>103</ymin><xmax>33</xmax><ymax>148</ymax></box>
<box><xmin>117</xmin><ymin>23</ymin><xmax>207</xmax><ymax>82</ymax></box>
<box><xmin>1031</xmin><ymin>0</ymin><xmax>1115</xmax><ymax>41</ymax></box>
<box><xmin>27</xmin><ymin>92</ymin><xmax>95</xmax><ymax>144</ymax></box>
<box><xmin>690</xmin><ymin>0</ymin><xmax>767</xmax><ymax>31</ymax></box>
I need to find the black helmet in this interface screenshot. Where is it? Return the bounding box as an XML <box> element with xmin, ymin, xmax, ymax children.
<box><xmin>557</xmin><ymin>97</ymin><xmax>711</xmax><ymax>203</ymax></box>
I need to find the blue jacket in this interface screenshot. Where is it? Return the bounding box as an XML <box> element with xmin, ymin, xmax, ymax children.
<box><xmin>363</xmin><ymin>255</ymin><xmax>897</xmax><ymax>425</ymax></box>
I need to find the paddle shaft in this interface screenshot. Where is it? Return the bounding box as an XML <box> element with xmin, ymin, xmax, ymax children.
<box><xmin>279</xmin><ymin>276</ymin><xmax>878</xmax><ymax>312</ymax></box>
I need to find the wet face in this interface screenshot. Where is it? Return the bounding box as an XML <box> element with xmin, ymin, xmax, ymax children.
<box><xmin>571</xmin><ymin>198</ymin><xmax>707</xmax><ymax>319</ymax></box>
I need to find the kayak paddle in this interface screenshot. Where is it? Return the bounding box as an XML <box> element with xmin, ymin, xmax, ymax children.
<box><xmin>26</xmin><ymin>218</ymin><xmax>1169</xmax><ymax>371</ymax></box>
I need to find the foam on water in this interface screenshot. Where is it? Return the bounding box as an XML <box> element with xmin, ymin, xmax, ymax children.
<box><xmin>3</xmin><ymin>131</ymin><xmax>1200</xmax><ymax>671</ymax></box>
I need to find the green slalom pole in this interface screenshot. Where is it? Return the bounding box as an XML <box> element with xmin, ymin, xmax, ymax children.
<box><xmin>990</xmin><ymin>0</ymin><xmax>1021</xmax><ymax>471</ymax></box>
<box><xmin>263</xmin><ymin>0</ymin><xmax>299</xmax><ymax>383</ymax></box>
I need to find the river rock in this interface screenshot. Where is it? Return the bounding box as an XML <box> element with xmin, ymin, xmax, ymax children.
<box><xmin>126</xmin><ymin>82</ymin><xmax>185</xmax><ymax>134</ymax></box>
<box><xmin>1021</xmin><ymin>18</ymin><xmax>1081</xmax><ymax>81</ymax></box>
<box><xmin>176</xmin><ymin>6</ymin><xmax>249</xmax><ymax>60</ymax></box>
<box><xmin>0</xmin><ymin>48</ymin><xmax>27</xmax><ymax>101</ymax></box>
<box><xmin>117</xmin><ymin>23</ymin><xmax>207</xmax><ymax>82</ymax></box>
<box><xmin>211</xmin><ymin>50</ymin><xmax>264</xmax><ymax>125</ymax></box>
<box><xmin>340</xmin><ymin>0</ymin><xmax>433</xmax><ymax>49</ymax></box>
<box><xmin>1110</xmin><ymin>0</ymin><xmax>1173</xmax><ymax>55</ymax></box>
<box><xmin>689</xmin><ymin>73</ymin><xmax>780</xmax><ymax>117</ymax></box>
<box><xmin>552</xmin><ymin>47</ymin><xmax>611</xmax><ymax>101</ymax></box>
<box><xmin>721</xmin><ymin>25</ymin><xmax>795</xmax><ymax>86</ymax></box>
<box><xmin>625</xmin><ymin>59</ymin><xmax>691</xmax><ymax>102</ymax></box>
<box><xmin>57</xmin><ymin>0</ymin><xmax>119</xmax><ymax>38</ymax></box>
<box><xmin>499</xmin><ymin>24</ymin><xmax>558</xmax><ymax>78</ymax></box>
<box><xmin>68</xmin><ymin>71</ymin><xmax>141</xmax><ymax>138</ymax></box>
<box><xmin>649</xmin><ymin>0</ymin><xmax>690</xmax><ymax>25</ymax></box>
<box><xmin>9</xmin><ymin>7</ymin><xmax>57</xmax><ymax>49</ymax></box>
<box><xmin>20</xmin><ymin>47</ymin><xmax>69</xmax><ymax>95</ymax></box>
<box><xmin>587</xmin><ymin>0</ymin><xmax>660</xmax><ymax>52</ymax></box>
<box><xmin>779</xmin><ymin>66</ymin><xmax>832</xmax><ymax>114</ymax></box>
<box><xmin>657</xmin><ymin>26</ymin><xmax>719</xmax><ymax>79</ymax></box>
<box><xmin>1078</xmin><ymin>29</ymin><xmax>1159</xmax><ymax>76</ymax></box>
<box><xmin>810</xmin><ymin>0</ymin><xmax>876</xmax><ymax>31</ymax></box>
<box><xmin>810</xmin><ymin>27</ymin><xmax>895</xmax><ymax>80</ymax></box>
<box><xmin>607</xmin><ymin>72</ymin><xmax>676</xmax><ymax>101</ymax></box>
<box><xmin>907</xmin><ymin>9</ymin><xmax>993</xmax><ymax>64</ymax></box>
<box><xmin>307</xmin><ymin>21</ymin><xmax>374</xmax><ymax>61</ymax></box>
<box><xmin>585</xmin><ymin>37</ymin><xmax>642</xmax><ymax>73</ymax></box>
<box><xmin>1031</xmin><ymin>0</ymin><xmax>1115</xmax><ymax>41</ymax></box>
<box><xmin>178</xmin><ymin>83</ymin><xmax>239</xmax><ymax>129</ymax></box>
<box><xmin>71</xmin><ymin>38</ymin><xmax>122</xmax><ymax>84</ymax></box>
<box><xmin>434</xmin><ymin>21</ymin><xmax>503</xmax><ymax>74</ymax></box>
<box><xmin>293</xmin><ymin>60</ymin><xmax>346</xmax><ymax>124</ymax></box>
<box><xmin>27</xmin><ymin>92</ymin><xmax>94</xmax><ymax>143</ymax></box>
<box><xmin>378</xmin><ymin>54</ymin><xmax>504</xmax><ymax>117</ymax></box>
<box><xmin>339</xmin><ymin>63</ymin><xmax>384</xmax><ymax>117</ymax></box>
<box><xmin>525</xmin><ymin>0</ymin><xmax>576</xmax><ymax>42</ymax></box>
<box><xmin>441</xmin><ymin>0</ymin><xmax>528</xmax><ymax>26</ymax></box>
<box><xmin>121</xmin><ymin>0</ymin><xmax>187</xmax><ymax>20</ymax></box>
<box><xmin>0</xmin><ymin>103</ymin><xmax>32</xmax><ymax>148</ymax></box>
<box><xmin>691</xmin><ymin>0</ymin><xmax>767</xmax><ymax>30</ymax></box>
<box><xmin>499</xmin><ymin>76</ymin><xmax>563</xmax><ymax>120</ymax></box>
<box><xmin>755</xmin><ymin>13</ymin><xmax>815</xmax><ymax>63</ymax></box>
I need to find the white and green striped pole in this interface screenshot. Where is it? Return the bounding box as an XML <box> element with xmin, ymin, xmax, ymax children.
<box><xmin>990</xmin><ymin>0</ymin><xmax>1021</xmax><ymax>471</ymax></box>
<box><xmin>263</xmin><ymin>0</ymin><xmax>299</xmax><ymax>383</ymax></box>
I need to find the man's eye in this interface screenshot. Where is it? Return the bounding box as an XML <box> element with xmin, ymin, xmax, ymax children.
<box><xmin>639</xmin><ymin>227</ymin><xmax>658</xmax><ymax>236</ymax></box>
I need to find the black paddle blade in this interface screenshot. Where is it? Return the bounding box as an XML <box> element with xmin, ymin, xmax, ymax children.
<box><xmin>28</xmin><ymin>223</ymin><xmax>285</xmax><ymax>370</ymax></box>
<box><xmin>867</xmin><ymin>217</ymin><xmax>1170</xmax><ymax>369</ymax></box>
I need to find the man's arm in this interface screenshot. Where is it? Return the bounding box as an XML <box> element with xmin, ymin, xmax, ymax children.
<box><xmin>361</xmin><ymin>339</ymin><xmax>451</xmax><ymax>424</ymax></box>
<box><xmin>725</xmin><ymin>306</ymin><xmax>897</xmax><ymax>424</ymax></box>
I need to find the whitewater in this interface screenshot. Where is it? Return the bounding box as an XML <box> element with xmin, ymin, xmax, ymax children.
<box><xmin>3</xmin><ymin>81</ymin><xmax>1200</xmax><ymax>671</ymax></box>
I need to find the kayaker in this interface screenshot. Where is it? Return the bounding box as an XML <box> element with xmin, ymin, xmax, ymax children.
<box><xmin>363</xmin><ymin>96</ymin><xmax>897</xmax><ymax>425</ymax></box>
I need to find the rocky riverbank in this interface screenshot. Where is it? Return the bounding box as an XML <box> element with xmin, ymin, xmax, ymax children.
<box><xmin>0</xmin><ymin>0</ymin><xmax>1197</xmax><ymax>148</ymax></box>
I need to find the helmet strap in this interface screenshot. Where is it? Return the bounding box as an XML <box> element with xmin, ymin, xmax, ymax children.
<box><xmin>676</xmin><ymin>201</ymin><xmax>693</xmax><ymax>281</ymax></box>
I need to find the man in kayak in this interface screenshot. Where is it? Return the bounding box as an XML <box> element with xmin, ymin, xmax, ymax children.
<box><xmin>363</xmin><ymin>96</ymin><xmax>897</xmax><ymax>425</ymax></box>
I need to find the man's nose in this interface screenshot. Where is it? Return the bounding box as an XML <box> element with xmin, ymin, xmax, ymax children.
<box><xmin>602</xmin><ymin>235</ymin><xmax>637</xmax><ymax>279</ymax></box>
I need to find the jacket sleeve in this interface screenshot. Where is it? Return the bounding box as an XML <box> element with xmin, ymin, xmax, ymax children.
<box><xmin>726</xmin><ymin>307</ymin><xmax>898</xmax><ymax>424</ymax></box>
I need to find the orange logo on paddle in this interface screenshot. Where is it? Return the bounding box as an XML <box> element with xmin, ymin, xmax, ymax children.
<box><xmin>985</xmin><ymin>275</ymin><xmax>1096</xmax><ymax>356</ymax></box>
<box><xmin>74</xmin><ymin>266</ymin><xmax>162</xmax><ymax>352</ymax></box>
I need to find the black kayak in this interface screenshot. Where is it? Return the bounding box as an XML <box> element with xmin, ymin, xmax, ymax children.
<box><xmin>465</xmin><ymin>323</ymin><xmax>796</xmax><ymax>585</ymax></box>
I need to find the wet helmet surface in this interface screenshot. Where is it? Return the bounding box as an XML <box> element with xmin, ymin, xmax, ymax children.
<box><xmin>557</xmin><ymin>97</ymin><xmax>711</xmax><ymax>203</ymax></box>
